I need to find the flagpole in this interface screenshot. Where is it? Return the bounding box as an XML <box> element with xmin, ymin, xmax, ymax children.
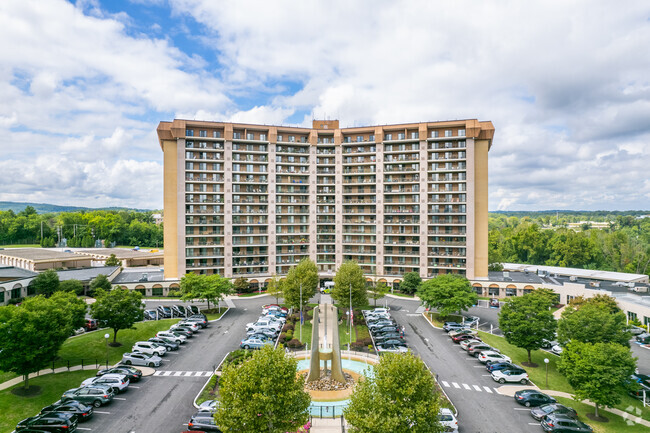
<box><xmin>300</xmin><ymin>283</ymin><xmax>303</xmax><ymax>342</ymax></box>
<box><xmin>349</xmin><ymin>282</ymin><xmax>352</xmax><ymax>347</ymax></box>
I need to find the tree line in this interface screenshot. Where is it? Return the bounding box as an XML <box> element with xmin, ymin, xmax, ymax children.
<box><xmin>488</xmin><ymin>213</ymin><xmax>650</xmax><ymax>277</ymax></box>
<box><xmin>0</xmin><ymin>206</ymin><xmax>163</xmax><ymax>248</ymax></box>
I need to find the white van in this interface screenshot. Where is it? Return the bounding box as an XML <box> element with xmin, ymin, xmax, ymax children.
<box><xmin>321</xmin><ymin>281</ymin><xmax>335</xmax><ymax>294</ymax></box>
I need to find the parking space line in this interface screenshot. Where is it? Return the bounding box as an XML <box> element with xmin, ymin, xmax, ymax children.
<box><xmin>514</xmin><ymin>408</ymin><xmax>529</xmax><ymax>411</ymax></box>
<box><xmin>129</xmin><ymin>386</ymin><xmax>140</xmax><ymax>389</ymax></box>
<box><xmin>114</xmin><ymin>397</ymin><xmax>126</xmax><ymax>401</ymax></box>
<box><xmin>472</xmin><ymin>385</ymin><xmax>482</xmax><ymax>391</ymax></box>
<box><xmin>441</xmin><ymin>380</ymin><xmax>450</xmax><ymax>387</ymax></box>
<box><xmin>482</xmin><ymin>374</ymin><xmax>492</xmax><ymax>376</ymax></box>
<box><xmin>94</xmin><ymin>411</ymin><xmax>111</xmax><ymax>414</ymax></box>
<box><xmin>163</xmin><ymin>371</ymin><xmax>172</xmax><ymax>376</ymax></box>
<box><xmin>77</xmin><ymin>428</ymin><xmax>92</xmax><ymax>431</ymax></box>
<box><xmin>528</xmin><ymin>423</ymin><xmax>541</xmax><ymax>425</ymax></box>
<box><xmin>462</xmin><ymin>383</ymin><xmax>471</xmax><ymax>390</ymax></box>
<box><xmin>483</xmin><ymin>387</ymin><xmax>492</xmax><ymax>393</ymax></box>
<box><xmin>452</xmin><ymin>382</ymin><xmax>461</xmax><ymax>389</ymax></box>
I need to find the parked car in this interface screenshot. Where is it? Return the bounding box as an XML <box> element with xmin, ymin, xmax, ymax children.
<box><xmin>175</xmin><ymin>321</ymin><xmax>201</xmax><ymax>332</ymax></box>
<box><xmin>40</xmin><ymin>400</ymin><xmax>94</xmax><ymax>422</ymax></box>
<box><xmin>478</xmin><ymin>351</ymin><xmax>511</xmax><ymax>364</ymax></box>
<box><xmin>491</xmin><ymin>368</ymin><xmax>529</xmax><ymax>384</ymax></box>
<box><xmin>156</xmin><ymin>331</ymin><xmax>185</xmax><ymax>344</ymax></box>
<box><xmin>489</xmin><ymin>298</ymin><xmax>500</xmax><ymax>307</ymax></box>
<box><xmin>132</xmin><ymin>341</ymin><xmax>167</xmax><ymax>356</ymax></box>
<box><xmin>460</xmin><ymin>339</ymin><xmax>483</xmax><ymax>350</ymax></box>
<box><xmin>262</xmin><ymin>304</ymin><xmax>288</xmax><ymax>314</ymax></box>
<box><xmin>148</xmin><ymin>337</ymin><xmax>179</xmax><ymax>351</ymax></box>
<box><xmin>187</xmin><ymin>305</ymin><xmax>201</xmax><ymax>315</ymax></box>
<box><xmin>374</xmin><ymin>333</ymin><xmax>403</xmax><ymax>344</ymax></box>
<box><xmin>246</xmin><ymin>320</ymin><xmax>282</xmax><ymax>332</ymax></box>
<box><xmin>452</xmin><ymin>334</ymin><xmax>480</xmax><ymax>343</ymax></box>
<box><xmin>246</xmin><ymin>333</ymin><xmax>274</xmax><ymax>342</ymax></box>
<box><xmin>246</xmin><ymin>328</ymin><xmax>279</xmax><ymax>339</ymax></box>
<box><xmin>368</xmin><ymin>320</ymin><xmax>397</xmax><ymax>330</ymax></box>
<box><xmin>187</xmin><ymin>411</ymin><xmax>222</xmax><ymax>431</ymax></box>
<box><xmin>61</xmin><ymin>384</ymin><xmax>115</xmax><ymax>407</ymax></box>
<box><xmin>173</xmin><ymin>305</ymin><xmax>188</xmax><ymax>317</ymax></box>
<box><xmin>541</xmin><ymin>413</ymin><xmax>593</xmax><ymax>432</ymax></box>
<box><xmin>443</xmin><ymin>322</ymin><xmax>469</xmax><ymax>332</ymax></box>
<box><xmin>96</xmin><ymin>366</ymin><xmax>142</xmax><ymax>382</ymax></box>
<box><xmin>530</xmin><ymin>403</ymin><xmax>577</xmax><ymax>421</ymax></box>
<box><xmin>629</xmin><ymin>326</ymin><xmax>646</xmax><ymax>336</ymax></box>
<box><xmin>448</xmin><ymin>329</ymin><xmax>477</xmax><ymax>339</ymax></box>
<box><xmin>630</xmin><ymin>373</ymin><xmax>650</xmax><ymax>387</ymax></box>
<box><xmin>514</xmin><ymin>389</ymin><xmax>556</xmax><ymax>407</ymax></box>
<box><xmin>376</xmin><ymin>339</ymin><xmax>407</xmax><ymax>347</ymax></box>
<box><xmin>15</xmin><ymin>412</ymin><xmax>78</xmax><ymax>433</ymax></box>
<box><xmin>438</xmin><ymin>408</ymin><xmax>458</xmax><ymax>433</ymax></box>
<box><xmin>629</xmin><ymin>384</ymin><xmax>650</xmax><ymax>401</ymax></box>
<box><xmin>240</xmin><ymin>337</ymin><xmax>274</xmax><ymax>350</ymax></box>
<box><xmin>121</xmin><ymin>352</ymin><xmax>162</xmax><ymax>368</ymax></box>
<box><xmin>376</xmin><ymin>343</ymin><xmax>409</xmax><ymax>353</ymax></box>
<box><xmin>83</xmin><ymin>319</ymin><xmax>98</xmax><ymax>331</ymax></box>
<box><xmin>541</xmin><ymin>339</ymin><xmax>554</xmax><ymax>349</ymax></box>
<box><xmin>143</xmin><ymin>309</ymin><xmax>158</xmax><ymax>320</ymax></box>
<box><xmin>371</xmin><ymin>326</ymin><xmax>400</xmax><ymax>336</ymax></box>
<box><xmin>264</xmin><ymin>310</ymin><xmax>287</xmax><ymax>319</ymax></box>
<box><xmin>636</xmin><ymin>333</ymin><xmax>650</xmax><ymax>344</ymax></box>
<box><xmin>169</xmin><ymin>328</ymin><xmax>193</xmax><ymax>338</ymax></box>
<box><xmin>198</xmin><ymin>399</ymin><xmax>220</xmax><ymax>413</ymax></box>
<box><xmin>156</xmin><ymin>305</ymin><xmax>172</xmax><ymax>318</ymax></box>
<box><xmin>462</xmin><ymin>315</ymin><xmax>480</xmax><ymax>326</ymax></box>
<box><xmin>551</xmin><ymin>344</ymin><xmax>563</xmax><ymax>355</ymax></box>
<box><xmin>184</xmin><ymin>316</ymin><xmax>208</xmax><ymax>328</ymax></box>
<box><xmin>81</xmin><ymin>374</ymin><xmax>129</xmax><ymax>393</ymax></box>
<box><xmin>486</xmin><ymin>361</ymin><xmax>517</xmax><ymax>372</ymax></box>
<box><xmin>467</xmin><ymin>343</ymin><xmax>495</xmax><ymax>357</ymax></box>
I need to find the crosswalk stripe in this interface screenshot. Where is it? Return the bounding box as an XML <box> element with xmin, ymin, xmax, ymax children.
<box><xmin>184</xmin><ymin>371</ymin><xmax>193</xmax><ymax>376</ymax></box>
<box><xmin>473</xmin><ymin>385</ymin><xmax>482</xmax><ymax>391</ymax></box>
<box><xmin>163</xmin><ymin>371</ymin><xmax>172</xmax><ymax>376</ymax></box>
<box><xmin>462</xmin><ymin>383</ymin><xmax>471</xmax><ymax>390</ymax></box>
<box><xmin>153</xmin><ymin>371</ymin><xmax>162</xmax><ymax>376</ymax></box>
<box><xmin>483</xmin><ymin>386</ymin><xmax>493</xmax><ymax>393</ymax></box>
<box><xmin>441</xmin><ymin>380</ymin><xmax>450</xmax><ymax>387</ymax></box>
<box><xmin>452</xmin><ymin>382</ymin><xmax>460</xmax><ymax>389</ymax></box>
<box><xmin>173</xmin><ymin>371</ymin><xmax>183</xmax><ymax>376</ymax></box>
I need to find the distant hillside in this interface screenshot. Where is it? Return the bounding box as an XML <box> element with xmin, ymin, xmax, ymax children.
<box><xmin>0</xmin><ymin>201</ymin><xmax>152</xmax><ymax>214</ymax></box>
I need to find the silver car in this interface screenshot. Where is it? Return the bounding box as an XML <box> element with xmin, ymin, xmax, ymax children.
<box><xmin>121</xmin><ymin>352</ymin><xmax>162</xmax><ymax>367</ymax></box>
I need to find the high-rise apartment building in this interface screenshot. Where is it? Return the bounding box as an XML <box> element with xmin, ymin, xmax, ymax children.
<box><xmin>157</xmin><ymin>119</ymin><xmax>494</xmax><ymax>287</ymax></box>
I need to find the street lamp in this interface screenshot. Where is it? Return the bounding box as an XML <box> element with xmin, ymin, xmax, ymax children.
<box><xmin>104</xmin><ymin>333</ymin><xmax>110</xmax><ymax>368</ymax></box>
<box><xmin>544</xmin><ymin>358</ymin><xmax>550</xmax><ymax>388</ymax></box>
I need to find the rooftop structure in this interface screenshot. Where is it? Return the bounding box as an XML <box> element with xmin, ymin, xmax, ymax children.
<box><xmin>74</xmin><ymin>248</ymin><xmax>164</xmax><ymax>267</ymax></box>
<box><xmin>0</xmin><ymin>248</ymin><xmax>93</xmax><ymax>272</ymax></box>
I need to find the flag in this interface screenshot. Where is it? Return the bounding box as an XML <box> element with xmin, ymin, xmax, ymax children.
<box><xmin>300</xmin><ymin>310</ymin><xmax>304</xmax><ymax>325</ymax></box>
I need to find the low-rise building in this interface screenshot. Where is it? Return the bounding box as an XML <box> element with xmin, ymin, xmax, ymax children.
<box><xmin>0</xmin><ymin>248</ymin><xmax>93</xmax><ymax>272</ymax></box>
<box><xmin>74</xmin><ymin>248</ymin><xmax>164</xmax><ymax>268</ymax></box>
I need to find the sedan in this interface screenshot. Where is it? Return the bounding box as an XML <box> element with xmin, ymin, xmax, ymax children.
<box><xmin>448</xmin><ymin>329</ymin><xmax>477</xmax><ymax>339</ymax></box>
<box><xmin>541</xmin><ymin>413</ymin><xmax>593</xmax><ymax>432</ymax></box>
<box><xmin>368</xmin><ymin>320</ymin><xmax>397</xmax><ymax>330</ymax></box>
<box><xmin>246</xmin><ymin>327</ymin><xmax>279</xmax><ymax>338</ymax></box>
<box><xmin>121</xmin><ymin>352</ymin><xmax>162</xmax><ymax>368</ymax></box>
<box><xmin>143</xmin><ymin>309</ymin><xmax>158</xmax><ymax>320</ymax></box>
<box><xmin>551</xmin><ymin>344</ymin><xmax>563</xmax><ymax>355</ymax></box>
<box><xmin>478</xmin><ymin>351</ymin><xmax>511</xmax><ymax>364</ymax></box>
<box><xmin>376</xmin><ymin>343</ymin><xmax>408</xmax><ymax>353</ymax></box>
<box><xmin>198</xmin><ymin>400</ymin><xmax>220</xmax><ymax>413</ymax></box>
<box><xmin>514</xmin><ymin>390</ymin><xmax>556</xmax><ymax>407</ymax></box>
<box><xmin>40</xmin><ymin>400</ymin><xmax>94</xmax><ymax>422</ymax></box>
<box><xmin>96</xmin><ymin>366</ymin><xmax>142</xmax><ymax>382</ymax></box>
<box><xmin>240</xmin><ymin>337</ymin><xmax>274</xmax><ymax>350</ymax></box>
<box><xmin>486</xmin><ymin>361</ymin><xmax>517</xmax><ymax>372</ymax></box>
<box><xmin>373</xmin><ymin>333</ymin><xmax>403</xmax><ymax>344</ymax></box>
<box><xmin>62</xmin><ymin>385</ymin><xmax>114</xmax><ymax>407</ymax></box>
<box><xmin>377</xmin><ymin>339</ymin><xmax>407</xmax><ymax>347</ymax></box>
<box><xmin>452</xmin><ymin>334</ymin><xmax>480</xmax><ymax>343</ymax></box>
<box><xmin>530</xmin><ymin>403</ymin><xmax>577</xmax><ymax>421</ymax></box>
<box><xmin>491</xmin><ymin>368</ymin><xmax>529</xmax><ymax>384</ymax></box>
<box><xmin>15</xmin><ymin>412</ymin><xmax>78</xmax><ymax>433</ymax></box>
<box><xmin>246</xmin><ymin>332</ymin><xmax>274</xmax><ymax>342</ymax></box>
<box><xmin>149</xmin><ymin>337</ymin><xmax>180</xmax><ymax>351</ymax></box>
<box><xmin>371</xmin><ymin>327</ymin><xmax>399</xmax><ymax>336</ymax></box>
<box><xmin>460</xmin><ymin>339</ymin><xmax>483</xmax><ymax>350</ymax></box>
<box><xmin>188</xmin><ymin>411</ymin><xmax>222</xmax><ymax>431</ymax></box>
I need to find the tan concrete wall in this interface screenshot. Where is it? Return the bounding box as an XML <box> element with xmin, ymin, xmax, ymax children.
<box><xmin>163</xmin><ymin>139</ymin><xmax>179</xmax><ymax>279</ymax></box>
<box><xmin>473</xmin><ymin>140</ymin><xmax>489</xmax><ymax>279</ymax></box>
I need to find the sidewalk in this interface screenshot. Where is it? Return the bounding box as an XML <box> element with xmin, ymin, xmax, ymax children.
<box><xmin>310</xmin><ymin>417</ymin><xmax>346</xmax><ymax>432</ymax></box>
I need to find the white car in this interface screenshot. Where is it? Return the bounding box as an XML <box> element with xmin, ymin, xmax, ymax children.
<box><xmin>460</xmin><ymin>339</ymin><xmax>483</xmax><ymax>350</ymax></box>
<box><xmin>551</xmin><ymin>344</ymin><xmax>563</xmax><ymax>355</ymax></box>
<box><xmin>81</xmin><ymin>374</ymin><xmax>130</xmax><ymax>393</ymax></box>
<box><xmin>132</xmin><ymin>341</ymin><xmax>167</xmax><ymax>356</ymax></box>
<box><xmin>176</xmin><ymin>321</ymin><xmax>201</xmax><ymax>332</ymax></box>
<box><xmin>156</xmin><ymin>331</ymin><xmax>186</xmax><ymax>344</ymax></box>
<box><xmin>246</xmin><ymin>320</ymin><xmax>283</xmax><ymax>331</ymax></box>
<box><xmin>438</xmin><ymin>408</ymin><xmax>458</xmax><ymax>433</ymax></box>
<box><xmin>258</xmin><ymin>315</ymin><xmax>285</xmax><ymax>325</ymax></box>
<box><xmin>376</xmin><ymin>343</ymin><xmax>408</xmax><ymax>353</ymax></box>
<box><xmin>478</xmin><ymin>351</ymin><xmax>511</xmax><ymax>364</ymax></box>
<box><xmin>491</xmin><ymin>368</ymin><xmax>529</xmax><ymax>384</ymax></box>
<box><xmin>121</xmin><ymin>352</ymin><xmax>162</xmax><ymax>368</ymax></box>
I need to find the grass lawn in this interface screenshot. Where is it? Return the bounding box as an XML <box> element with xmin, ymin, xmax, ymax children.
<box><xmin>293</xmin><ymin>320</ymin><xmax>368</xmax><ymax>349</ymax></box>
<box><xmin>57</xmin><ymin>319</ymin><xmax>180</xmax><ymax>366</ymax></box>
<box><xmin>390</xmin><ymin>292</ymin><xmax>416</xmax><ymax>299</ymax></box>
<box><xmin>204</xmin><ymin>308</ymin><xmax>228</xmax><ymax>321</ymax></box>
<box><xmin>237</xmin><ymin>291</ymin><xmax>267</xmax><ymax>297</ymax></box>
<box><xmin>0</xmin><ymin>244</ymin><xmax>41</xmax><ymax>248</ymax></box>
<box><xmin>0</xmin><ymin>370</ymin><xmax>98</xmax><ymax>433</ymax></box>
<box><xmin>426</xmin><ymin>312</ymin><xmax>463</xmax><ymax>328</ymax></box>
<box><xmin>554</xmin><ymin>396</ymin><xmax>650</xmax><ymax>433</ymax></box>
<box><xmin>196</xmin><ymin>374</ymin><xmax>219</xmax><ymax>405</ymax></box>
<box><xmin>478</xmin><ymin>331</ymin><xmax>574</xmax><ymax>393</ymax></box>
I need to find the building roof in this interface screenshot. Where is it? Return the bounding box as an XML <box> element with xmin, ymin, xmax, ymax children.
<box><xmin>0</xmin><ymin>248</ymin><xmax>91</xmax><ymax>262</ymax></box>
<box><xmin>486</xmin><ymin>271</ymin><xmax>544</xmax><ymax>284</ymax></box>
<box><xmin>0</xmin><ymin>266</ymin><xmax>38</xmax><ymax>279</ymax></box>
<box><xmin>74</xmin><ymin>248</ymin><xmax>163</xmax><ymax>259</ymax></box>
<box><xmin>502</xmin><ymin>263</ymin><xmax>649</xmax><ymax>284</ymax></box>
<box><xmin>112</xmin><ymin>269</ymin><xmax>165</xmax><ymax>284</ymax></box>
<box><xmin>56</xmin><ymin>266</ymin><xmax>120</xmax><ymax>282</ymax></box>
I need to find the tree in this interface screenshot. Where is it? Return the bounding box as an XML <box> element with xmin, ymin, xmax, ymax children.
<box><xmin>557</xmin><ymin>295</ymin><xmax>630</xmax><ymax>346</ymax></box>
<box><xmin>105</xmin><ymin>254</ymin><xmax>120</xmax><ymax>267</ymax></box>
<box><xmin>331</xmin><ymin>261</ymin><xmax>368</xmax><ymax>309</ymax></box>
<box><xmin>89</xmin><ymin>288</ymin><xmax>144</xmax><ymax>344</ymax></box>
<box><xmin>558</xmin><ymin>341</ymin><xmax>636</xmax><ymax>418</ymax></box>
<box><xmin>400</xmin><ymin>272</ymin><xmax>422</xmax><ymax>295</ymax></box>
<box><xmin>89</xmin><ymin>274</ymin><xmax>112</xmax><ymax>296</ymax></box>
<box><xmin>59</xmin><ymin>279</ymin><xmax>84</xmax><ymax>296</ymax></box>
<box><xmin>0</xmin><ymin>296</ymin><xmax>72</xmax><ymax>389</ymax></box>
<box><xmin>498</xmin><ymin>290</ymin><xmax>557</xmax><ymax>364</ymax></box>
<box><xmin>233</xmin><ymin>277</ymin><xmax>251</xmax><ymax>294</ymax></box>
<box><xmin>50</xmin><ymin>290</ymin><xmax>87</xmax><ymax>330</ymax></box>
<box><xmin>368</xmin><ymin>281</ymin><xmax>389</xmax><ymax>307</ymax></box>
<box><xmin>283</xmin><ymin>258</ymin><xmax>319</xmax><ymax>309</ymax></box>
<box><xmin>215</xmin><ymin>345</ymin><xmax>311</xmax><ymax>433</ymax></box>
<box><xmin>181</xmin><ymin>273</ymin><xmax>232</xmax><ymax>310</ymax></box>
<box><xmin>30</xmin><ymin>269</ymin><xmax>60</xmax><ymax>297</ymax></box>
<box><xmin>417</xmin><ymin>274</ymin><xmax>477</xmax><ymax>318</ymax></box>
<box><xmin>344</xmin><ymin>352</ymin><xmax>443</xmax><ymax>433</ymax></box>
<box><xmin>266</xmin><ymin>274</ymin><xmax>283</xmax><ymax>303</ymax></box>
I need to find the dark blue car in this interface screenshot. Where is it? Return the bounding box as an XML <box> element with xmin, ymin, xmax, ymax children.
<box><xmin>486</xmin><ymin>361</ymin><xmax>516</xmax><ymax>372</ymax></box>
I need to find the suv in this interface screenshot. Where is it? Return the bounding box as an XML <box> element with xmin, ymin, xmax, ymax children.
<box><xmin>438</xmin><ymin>408</ymin><xmax>458</xmax><ymax>433</ymax></box>
<box><xmin>121</xmin><ymin>352</ymin><xmax>162</xmax><ymax>367</ymax></box>
<box><xmin>81</xmin><ymin>374</ymin><xmax>129</xmax><ymax>394</ymax></box>
<box><xmin>541</xmin><ymin>413</ymin><xmax>593</xmax><ymax>432</ymax></box>
<box><xmin>467</xmin><ymin>343</ymin><xmax>494</xmax><ymax>357</ymax></box>
<box><xmin>83</xmin><ymin>319</ymin><xmax>98</xmax><ymax>332</ymax></box>
<box><xmin>156</xmin><ymin>305</ymin><xmax>172</xmax><ymax>318</ymax></box>
<box><xmin>156</xmin><ymin>331</ymin><xmax>186</xmax><ymax>344</ymax></box>
<box><xmin>15</xmin><ymin>412</ymin><xmax>78</xmax><ymax>432</ymax></box>
<box><xmin>61</xmin><ymin>384</ymin><xmax>115</xmax><ymax>407</ymax></box>
<box><xmin>40</xmin><ymin>400</ymin><xmax>94</xmax><ymax>422</ymax></box>
<box><xmin>149</xmin><ymin>337</ymin><xmax>179</xmax><ymax>351</ymax></box>
<box><xmin>185</xmin><ymin>316</ymin><xmax>208</xmax><ymax>328</ymax></box>
<box><xmin>246</xmin><ymin>321</ymin><xmax>282</xmax><ymax>332</ymax></box>
<box><xmin>188</xmin><ymin>411</ymin><xmax>221</xmax><ymax>431</ymax></box>
<box><xmin>443</xmin><ymin>322</ymin><xmax>469</xmax><ymax>332</ymax></box>
<box><xmin>132</xmin><ymin>341</ymin><xmax>167</xmax><ymax>356</ymax></box>
<box><xmin>96</xmin><ymin>366</ymin><xmax>142</xmax><ymax>382</ymax></box>
<box><xmin>491</xmin><ymin>367</ymin><xmax>529</xmax><ymax>384</ymax></box>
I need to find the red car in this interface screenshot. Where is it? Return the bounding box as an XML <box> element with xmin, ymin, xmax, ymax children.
<box><xmin>84</xmin><ymin>319</ymin><xmax>98</xmax><ymax>331</ymax></box>
<box><xmin>452</xmin><ymin>334</ymin><xmax>481</xmax><ymax>343</ymax></box>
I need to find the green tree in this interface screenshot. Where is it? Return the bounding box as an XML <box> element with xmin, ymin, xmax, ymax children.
<box><xmin>0</xmin><ymin>296</ymin><xmax>71</xmax><ymax>389</ymax></box>
<box><xmin>557</xmin><ymin>295</ymin><xmax>631</xmax><ymax>346</ymax></box>
<box><xmin>368</xmin><ymin>281</ymin><xmax>389</xmax><ymax>307</ymax></box>
<box><xmin>180</xmin><ymin>272</ymin><xmax>206</xmax><ymax>303</ymax></box>
<box><xmin>89</xmin><ymin>274</ymin><xmax>112</xmax><ymax>296</ymax></box>
<box><xmin>283</xmin><ymin>258</ymin><xmax>319</xmax><ymax>309</ymax></box>
<box><xmin>233</xmin><ymin>277</ymin><xmax>251</xmax><ymax>294</ymax></box>
<box><xmin>266</xmin><ymin>274</ymin><xmax>283</xmax><ymax>303</ymax></box>
<box><xmin>105</xmin><ymin>254</ymin><xmax>120</xmax><ymax>267</ymax></box>
<box><xmin>558</xmin><ymin>341</ymin><xmax>636</xmax><ymax>418</ymax></box>
<box><xmin>30</xmin><ymin>269</ymin><xmax>60</xmax><ymax>297</ymax></box>
<box><xmin>498</xmin><ymin>290</ymin><xmax>557</xmax><ymax>364</ymax></box>
<box><xmin>181</xmin><ymin>273</ymin><xmax>232</xmax><ymax>310</ymax></box>
<box><xmin>344</xmin><ymin>352</ymin><xmax>443</xmax><ymax>433</ymax></box>
<box><xmin>89</xmin><ymin>288</ymin><xmax>144</xmax><ymax>344</ymax></box>
<box><xmin>215</xmin><ymin>345</ymin><xmax>311</xmax><ymax>433</ymax></box>
<box><xmin>400</xmin><ymin>272</ymin><xmax>422</xmax><ymax>295</ymax></box>
<box><xmin>59</xmin><ymin>279</ymin><xmax>84</xmax><ymax>296</ymax></box>
<box><xmin>50</xmin><ymin>290</ymin><xmax>88</xmax><ymax>331</ymax></box>
<box><xmin>331</xmin><ymin>261</ymin><xmax>368</xmax><ymax>309</ymax></box>
<box><xmin>417</xmin><ymin>274</ymin><xmax>477</xmax><ymax>318</ymax></box>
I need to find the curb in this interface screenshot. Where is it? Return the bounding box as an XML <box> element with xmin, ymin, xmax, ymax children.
<box><xmin>193</xmin><ymin>352</ymin><xmax>229</xmax><ymax>409</ymax></box>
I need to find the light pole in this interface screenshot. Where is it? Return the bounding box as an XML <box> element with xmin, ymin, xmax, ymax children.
<box><xmin>349</xmin><ymin>282</ymin><xmax>353</xmax><ymax>348</ymax></box>
<box><xmin>544</xmin><ymin>358</ymin><xmax>549</xmax><ymax>388</ymax></box>
<box><xmin>300</xmin><ymin>283</ymin><xmax>303</xmax><ymax>342</ymax></box>
<box><xmin>104</xmin><ymin>333</ymin><xmax>110</xmax><ymax>367</ymax></box>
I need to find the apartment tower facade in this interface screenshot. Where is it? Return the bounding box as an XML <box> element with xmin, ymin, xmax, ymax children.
<box><xmin>157</xmin><ymin>119</ymin><xmax>494</xmax><ymax>287</ymax></box>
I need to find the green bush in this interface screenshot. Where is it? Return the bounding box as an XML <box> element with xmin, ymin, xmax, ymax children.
<box><xmin>282</xmin><ymin>323</ymin><xmax>294</xmax><ymax>332</ymax></box>
<box><xmin>167</xmin><ymin>290</ymin><xmax>181</xmax><ymax>297</ymax></box>
<box><xmin>287</xmin><ymin>338</ymin><xmax>303</xmax><ymax>349</ymax></box>
<box><xmin>7</xmin><ymin>297</ymin><xmax>23</xmax><ymax>305</ymax></box>
<box><xmin>279</xmin><ymin>333</ymin><xmax>287</xmax><ymax>342</ymax></box>
<box><xmin>223</xmin><ymin>349</ymin><xmax>253</xmax><ymax>367</ymax></box>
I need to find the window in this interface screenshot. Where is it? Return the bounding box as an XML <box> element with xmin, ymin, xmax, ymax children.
<box><xmin>199</xmin><ymin>130</ymin><xmax>207</xmax><ymax>137</ymax></box>
<box><xmin>288</xmin><ymin>135</ymin><xmax>295</xmax><ymax>142</ymax></box>
<box><xmin>398</xmin><ymin>133</ymin><xmax>405</xmax><ymax>140</ymax></box>
<box><xmin>445</xmin><ymin>130</ymin><xmax>452</xmax><ymax>137</ymax></box>
<box><xmin>458</xmin><ymin>129</ymin><xmax>465</xmax><ymax>136</ymax></box>
<box><xmin>186</xmin><ymin>129</ymin><xmax>194</xmax><ymax>136</ymax></box>
<box><xmin>385</xmin><ymin>133</ymin><xmax>392</xmax><ymax>140</ymax></box>
<box><xmin>356</xmin><ymin>135</ymin><xmax>363</xmax><ymax>142</ymax></box>
<box><xmin>411</xmin><ymin>132</ymin><xmax>419</xmax><ymax>139</ymax></box>
<box><xmin>277</xmin><ymin>134</ymin><xmax>283</xmax><ymax>142</ymax></box>
<box><xmin>233</xmin><ymin>132</ymin><xmax>242</xmax><ymax>139</ymax></box>
<box><xmin>213</xmin><ymin>131</ymin><xmax>221</xmax><ymax>138</ymax></box>
<box><xmin>247</xmin><ymin>133</ymin><xmax>255</xmax><ymax>140</ymax></box>
<box><xmin>431</xmin><ymin>131</ymin><xmax>439</xmax><ymax>138</ymax></box>
<box><xmin>369</xmin><ymin>135</ymin><xmax>375</xmax><ymax>141</ymax></box>
<box><xmin>260</xmin><ymin>133</ymin><xmax>267</xmax><ymax>141</ymax></box>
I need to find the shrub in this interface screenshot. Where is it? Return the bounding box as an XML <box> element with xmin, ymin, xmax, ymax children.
<box><xmin>167</xmin><ymin>290</ymin><xmax>181</xmax><ymax>297</ymax></box>
<box><xmin>279</xmin><ymin>332</ymin><xmax>287</xmax><ymax>342</ymax></box>
<box><xmin>287</xmin><ymin>338</ymin><xmax>304</xmax><ymax>349</ymax></box>
<box><xmin>7</xmin><ymin>297</ymin><xmax>23</xmax><ymax>305</ymax></box>
<box><xmin>351</xmin><ymin>341</ymin><xmax>365</xmax><ymax>349</ymax></box>
<box><xmin>362</xmin><ymin>337</ymin><xmax>373</xmax><ymax>346</ymax></box>
<box><xmin>282</xmin><ymin>323</ymin><xmax>294</xmax><ymax>332</ymax></box>
<box><xmin>223</xmin><ymin>349</ymin><xmax>253</xmax><ymax>367</ymax></box>
<box><xmin>286</xmin><ymin>330</ymin><xmax>294</xmax><ymax>339</ymax></box>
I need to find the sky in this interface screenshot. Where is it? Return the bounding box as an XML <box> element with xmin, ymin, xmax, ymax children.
<box><xmin>0</xmin><ymin>0</ymin><xmax>649</xmax><ymax>211</ymax></box>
